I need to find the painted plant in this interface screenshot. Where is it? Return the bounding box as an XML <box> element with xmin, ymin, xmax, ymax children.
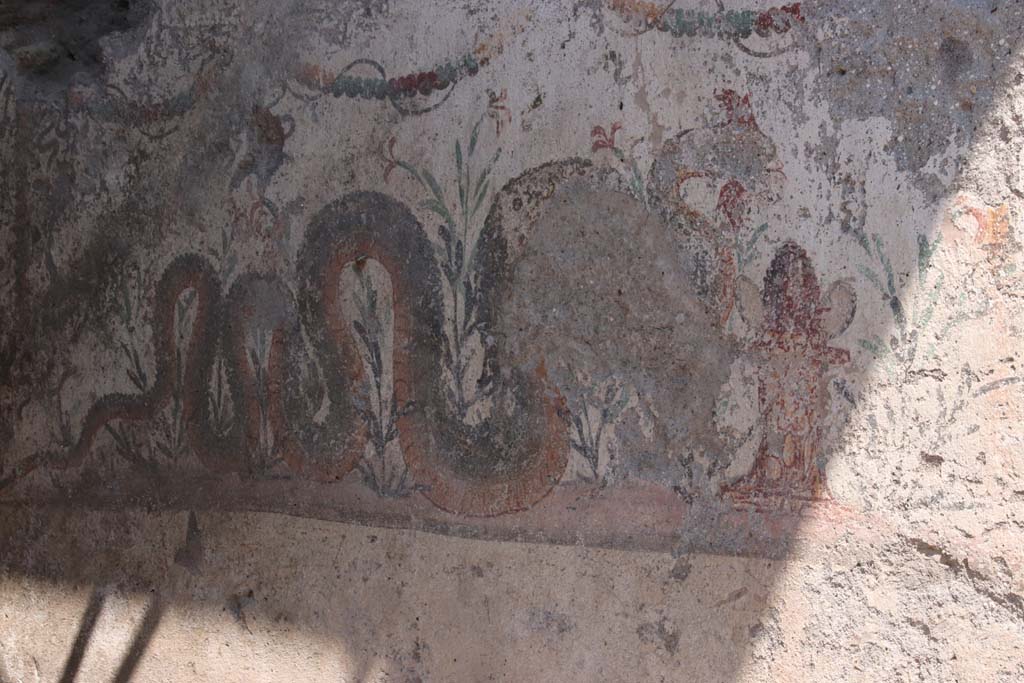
<box><xmin>723</xmin><ymin>241</ymin><xmax>856</xmax><ymax>509</ymax></box>
<box><xmin>384</xmin><ymin>113</ymin><xmax>502</xmax><ymax>422</ymax></box>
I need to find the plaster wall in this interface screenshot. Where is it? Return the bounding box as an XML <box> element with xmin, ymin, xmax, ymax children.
<box><xmin>1</xmin><ymin>1</ymin><xmax>1022</xmax><ymax>680</ymax></box>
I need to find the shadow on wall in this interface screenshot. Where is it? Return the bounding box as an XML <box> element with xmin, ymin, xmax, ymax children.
<box><xmin>52</xmin><ymin>587</ymin><xmax>163</xmax><ymax>683</ymax></box>
<box><xmin>1</xmin><ymin>0</ymin><xmax>1022</xmax><ymax>680</ymax></box>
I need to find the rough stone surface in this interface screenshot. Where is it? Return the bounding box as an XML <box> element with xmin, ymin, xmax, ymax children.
<box><xmin>1</xmin><ymin>0</ymin><xmax>1023</xmax><ymax>680</ymax></box>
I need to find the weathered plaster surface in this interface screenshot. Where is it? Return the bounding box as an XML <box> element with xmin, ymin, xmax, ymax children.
<box><xmin>1</xmin><ymin>0</ymin><xmax>1022</xmax><ymax>680</ymax></box>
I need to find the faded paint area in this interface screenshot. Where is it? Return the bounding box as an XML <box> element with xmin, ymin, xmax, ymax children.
<box><xmin>1</xmin><ymin>0</ymin><xmax>1024</xmax><ymax>680</ymax></box>
<box><xmin>500</xmin><ymin>172</ymin><xmax>734</xmax><ymax>488</ymax></box>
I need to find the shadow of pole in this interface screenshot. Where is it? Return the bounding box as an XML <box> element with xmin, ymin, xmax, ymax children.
<box><xmin>111</xmin><ymin>594</ymin><xmax>164</xmax><ymax>683</ymax></box>
<box><xmin>57</xmin><ymin>587</ymin><xmax>105</xmax><ymax>683</ymax></box>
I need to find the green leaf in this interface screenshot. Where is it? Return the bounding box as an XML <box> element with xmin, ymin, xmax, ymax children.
<box><xmin>629</xmin><ymin>171</ymin><xmax>643</xmax><ymax>201</ymax></box>
<box><xmin>745</xmin><ymin>223</ymin><xmax>769</xmax><ymax>255</ymax></box>
<box><xmin>468</xmin><ymin>116</ymin><xmax>483</xmax><ymax>158</ymax></box>
<box><xmin>612</xmin><ymin>387</ymin><xmax>631</xmax><ymax>415</ymax></box>
<box><xmin>857</xmin><ymin>265</ymin><xmax>887</xmax><ymax>296</ymax></box>
<box><xmin>421</xmin><ymin>169</ymin><xmax>448</xmax><ymax>211</ymax></box>
<box><xmin>916</xmin><ymin>272</ymin><xmax>944</xmax><ymax>330</ymax></box>
<box><xmin>917</xmin><ymin>232</ymin><xmax>941</xmax><ymax>279</ymax></box>
<box><xmin>858</xmin><ymin>338</ymin><xmax>883</xmax><ymax>355</ymax></box>
<box><xmin>396</xmin><ymin>160</ymin><xmax>422</xmax><ymax>184</ymax></box>
<box><xmin>474</xmin><ymin>163</ymin><xmax>493</xmax><ymax>201</ymax></box>
<box><xmin>104</xmin><ymin>423</ymin><xmax>129</xmax><ymax>452</ymax></box>
<box><xmin>870</xmin><ymin>233</ymin><xmax>898</xmax><ymax>296</ymax></box>
<box><xmin>872</xmin><ymin>233</ymin><xmax>885</xmax><ymax>263</ymax></box>
<box><xmin>119</xmin><ymin>281</ymin><xmax>132</xmax><ymax>325</ymax></box>
<box><xmin>471</xmin><ymin>179</ymin><xmax>490</xmax><ymax>218</ymax></box>
<box><xmin>740</xmin><ymin>222</ymin><xmax>769</xmax><ymax>267</ymax></box>
<box><xmin>854</xmin><ymin>230</ymin><xmax>871</xmax><ymax>257</ymax></box>
<box><xmin>456</xmin><ymin>141</ymin><xmax>466</xmax><ymax>215</ymax></box>
<box><xmin>881</xmin><ymin>254</ymin><xmax>897</xmax><ymax>296</ymax></box>
<box><xmin>419</xmin><ymin>198</ymin><xmax>453</xmax><ymax>225</ymax></box>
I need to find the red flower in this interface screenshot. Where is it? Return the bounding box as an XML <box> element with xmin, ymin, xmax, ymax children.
<box><xmin>487</xmin><ymin>88</ymin><xmax>510</xmax><ymax>136</ymax></box>
<box><xmin>714</xmin><ymin>90</ymin><xmax>758</xmax><ymax>128</ymax></box>
<box><xmin>717</xmin><ymin>179</ymin><xmax>748</xmax><ymax>232</ymax></box>
<box><xmin>781</xmin><ymin>3</ymin><xmax>804</xmax><ymax>21</ymax></box>
<box><xmin>756</xmin><ymin>3</ymin><xmax>805</xmax><ymax>34</ymax></box>
<box><xmin>591</xmin><ymin>122</ymin><xmax>623</xmax><ymax>152</ymax></box>
<box><xmin>382</xmin><ymin>137</ymin><xmax>399</xmax><ymax>182</ymax></box>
